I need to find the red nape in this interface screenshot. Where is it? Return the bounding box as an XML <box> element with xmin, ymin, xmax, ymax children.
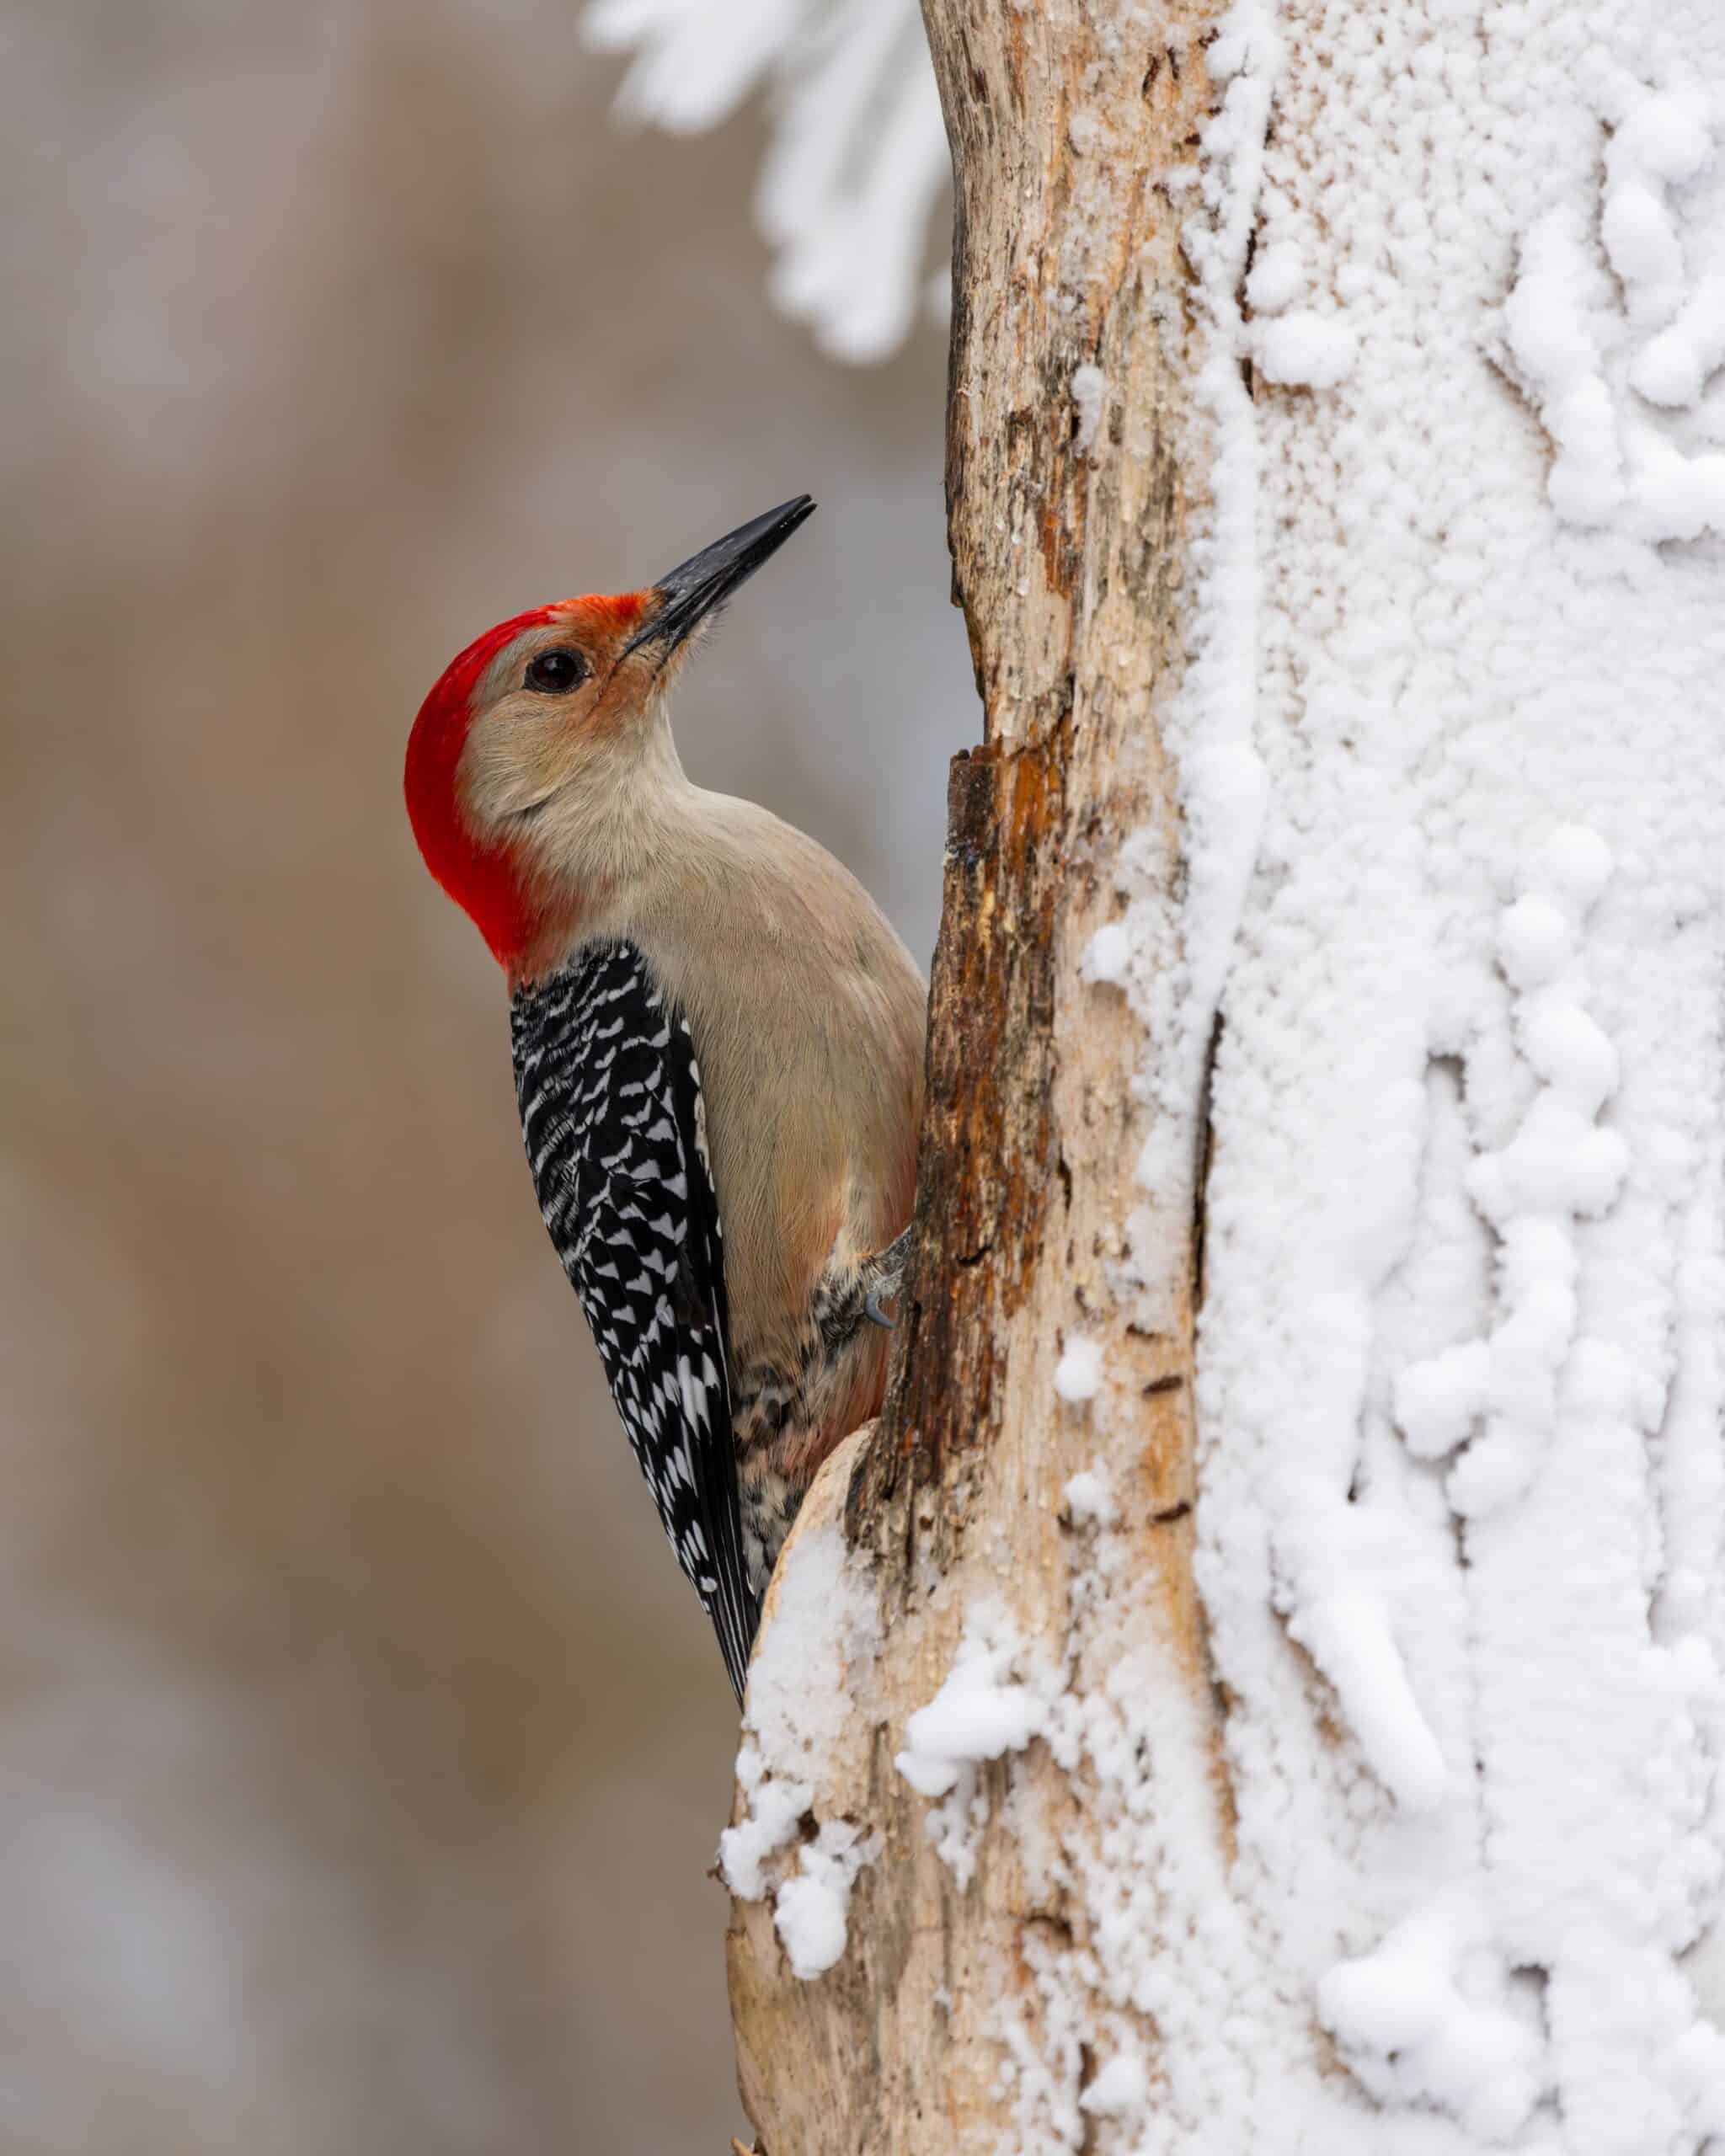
<box><xmin>403</xmin><ymin>605</ymin><xmax>558</xmax><ymax>972</ymax></box>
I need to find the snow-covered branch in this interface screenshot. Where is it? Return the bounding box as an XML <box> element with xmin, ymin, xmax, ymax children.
<box><xmin>583</xmin><ymin>0</ymin><xmax>948</xmax><ymax>361</ymax></box>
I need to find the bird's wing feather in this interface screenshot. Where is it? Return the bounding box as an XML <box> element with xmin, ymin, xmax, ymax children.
<box><xmin>510</xmin><ymin>941</ymin><xmax>758</xmax><ymax>1700</ymax></box>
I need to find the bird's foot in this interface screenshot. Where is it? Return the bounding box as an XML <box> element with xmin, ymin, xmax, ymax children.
<box><xmin>861</xmin><ymin>1226</ymin><xmax>913</xmax><ymax>1330</ymax></box>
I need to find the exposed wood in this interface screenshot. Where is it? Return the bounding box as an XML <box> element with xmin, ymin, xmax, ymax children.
<box><xmin>725</xmin><ymin>3</ymin><xmax>1231</xmax><ymax>2148</ymax></box>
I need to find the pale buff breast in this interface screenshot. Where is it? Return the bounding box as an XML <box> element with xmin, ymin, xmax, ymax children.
<box><xmin>576</xmin><ymin>790</ymin><xmax>926</xmax><ymax>1370</ymax></box>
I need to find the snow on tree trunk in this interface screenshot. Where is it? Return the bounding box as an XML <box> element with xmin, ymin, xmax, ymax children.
<box><xmin>724</xmin><ymin>2</ymin><xmax>1725</xmax><ymax>2151</ymax></box>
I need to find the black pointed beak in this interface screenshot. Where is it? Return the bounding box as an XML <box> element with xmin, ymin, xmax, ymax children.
<box><xmin>622</xmin><ymin>495</ymin><xmax>816</xmax><ymax>659</ymax></box>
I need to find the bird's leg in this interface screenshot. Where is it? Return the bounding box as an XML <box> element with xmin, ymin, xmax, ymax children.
<box><xmin>731</xmin><ymin>1226</ymin><xmax>915</xmax><ymax>1589</ymax></box>
<box><xmin>804</xmin><ymin>1225</ymin><xmax>913</xmax><ymax>1357</ymax></box>
<box><xmin>861</xmin><ymin>1225</ymin><xmax>913</xmax><ymax>1331</ymax></box>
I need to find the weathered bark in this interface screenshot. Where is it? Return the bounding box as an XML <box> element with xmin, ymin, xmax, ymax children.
<box><xmin>727</xmin><ymin>5</ymin><xmax>1229</xmax><ymax>2148</ymax></box>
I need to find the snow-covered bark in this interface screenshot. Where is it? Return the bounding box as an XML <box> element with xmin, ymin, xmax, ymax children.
<box><xmin>726</xmin><ymin>2</ymin><xmax>1725</xmax><ymax>2149</ymax></box>
<box><xmin>1177</xmin><ymin>6</ymin><xmax>1725</xmax><ymax>2146</ymax></box>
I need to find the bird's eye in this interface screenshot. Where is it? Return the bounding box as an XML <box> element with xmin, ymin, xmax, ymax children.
<box><xmin>524</xmin><ymin>648</ymin><xmax>587</xmax><ymax>694</ymax></box>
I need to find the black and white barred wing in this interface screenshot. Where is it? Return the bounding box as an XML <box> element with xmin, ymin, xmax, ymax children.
<box><xmin>510</xmin><ymin>942</ymin><xmax>758</xmax><ymax>1700</ymax></box>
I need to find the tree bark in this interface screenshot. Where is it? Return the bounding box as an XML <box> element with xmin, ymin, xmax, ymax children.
<box><xmin>726</xmin><ymin>3</ymin><xmax>1725</xmax><ymax>2150</ymax></box>
<box><xmin>726</xmin><ymin>4</ymin><xmax>1228</xmax><ymax>2148</ymax></box>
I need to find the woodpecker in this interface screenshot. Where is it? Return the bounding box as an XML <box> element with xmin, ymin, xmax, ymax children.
<box><xmin>404</xmin><ymin>499</ymin><xmax>925</xmax><ymax>1700</ymax></box>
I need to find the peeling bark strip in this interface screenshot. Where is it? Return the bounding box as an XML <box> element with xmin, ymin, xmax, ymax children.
<box><xmin>729</xmin><ymin>3</ymin><xmax>1227</xmax><ymax>2149</ymax></box>
<box><xmin>854</xmin><ymin>737</ymin><xmax>1063</xmax><ymax>1551</ymax></box>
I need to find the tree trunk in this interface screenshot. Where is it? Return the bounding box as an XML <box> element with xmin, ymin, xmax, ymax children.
<box><xmin>725</xmin><ymin>3</ymin><xmax>1725</xmax><ymax>2150</ymax></box>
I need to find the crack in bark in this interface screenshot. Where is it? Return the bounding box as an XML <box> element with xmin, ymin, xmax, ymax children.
<box><xmin>1194</xmin><ymin>1008</ymin><xmax>1224</xmax><ymax>1310</ymax></box>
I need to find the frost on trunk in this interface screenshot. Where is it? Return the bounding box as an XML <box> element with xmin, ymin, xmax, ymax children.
<box><xmin>725</xmin><ymin>3</ymin><xmax>1725</xmax><ymax>2151</ymax></box>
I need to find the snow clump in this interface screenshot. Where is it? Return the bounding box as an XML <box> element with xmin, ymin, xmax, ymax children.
<box><xmin>1053</xmin><ymin>1334</ymin><xmax>1104</xmax><ymax>1405</ymax></box>
<box><xmin>718</xmin><ymin>1520</ymin><xmax>879</xmax><ymax>1979</ymax></box>
<box><xmin>895</xmin><ymin>1602</ymin><xmax>1049</xmax><ymax>1888</ymax></box>
<box><xmin>1070</xmin><ymin>362</ymin><xmax>1108</xmax><ymax>456</ymax></box>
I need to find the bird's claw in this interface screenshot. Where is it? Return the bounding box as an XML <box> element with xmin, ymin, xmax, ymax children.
<box><xmin>860</xmin><ymin>1225</ymin><xmax>912</xmax><ymax>1331</ymax></box>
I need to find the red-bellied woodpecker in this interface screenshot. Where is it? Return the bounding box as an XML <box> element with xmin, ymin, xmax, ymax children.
<box><xmin>403</xmin><ymin>499</ymin><xmax>925</xmax><ymax>1699</ymax></box>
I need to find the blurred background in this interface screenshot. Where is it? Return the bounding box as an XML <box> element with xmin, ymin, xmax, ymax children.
<box><xmin>2</xmin><ymin>1</ymin><xmax>968</xmax><ymax>2147</ymax></box>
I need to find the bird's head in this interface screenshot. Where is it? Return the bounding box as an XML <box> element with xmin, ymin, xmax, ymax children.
<box><xmin>404</xmin><ymin>495</ymin><xmax>815</xmax><ymax>980</ymax></box>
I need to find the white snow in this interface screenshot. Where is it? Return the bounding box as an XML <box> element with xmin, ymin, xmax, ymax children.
<box><xmin>1245</xmin><ymin>238</ymin><xmax>1304</xmax><ymax>316</ymax></box>
<box><xmin>718</xmin><ymin>1742</ymin><xmax>804</xmax><ymax>1904</ymax></box>
<box><xmin>1070</xmin><ymin>362</ymin><xmax>1108</xmax><ymax>456</ymax></box>
<box><xmin>1316</xmin><ymin>1895</ymin><xmax>1545</xmax><ymax>2141</ymax></box>
<box><xmin>1061</xmin><ymin>1467</ymin><xmax>1116</xmax><ymax>1529</ymax></box>
<box><xmin>1500</xmin><ymin>68</ymin><xmax>1725</xmax><ymax>542</ymax></box>
<box><xmin>1079</xmin><ymin>2048</ymin><xmax>1150</xmax><ymax>2118</ymax></box>
<box><xmin>1052</xmin><ymin>1334</ymin><xmax>1103</xmax><ymax>1405</ymax></box>
<box><xmin>1148</xmin><ymin>0</ymin><xmax>1725</xmax><ymax>2145</ymax></box>
<box><xmin>769</xmin><ymin>1819</ymin><xmax>875</xmax><ymax>1979</ymax></box>
<box><xmin>1633</xmin><ymin>274</ymin><xmax>1725</xmax><ymax>409</ymax></box>
<box><xmin>1081</xmin><ymin>920</ymin><xmax>1133</xmax><ymax>987</ymax></box>
<box><xmin>718</xmin><ymin>1521</ymin><xmax>879</xmax><ymax>1979</ymax></box>
<box><xmin>898</xmin><ymin>1625</ymin><xmax>1045</xmax><ymax>1790</ymax></box>
<box><xmin>1256</xmin><ymin>308</ymin><xmax>1357</xmax><ymax>388</ymax></box>
<box><xmin>894</xmin><ymin>1603</ymin><xmax>1048</xmax><ymax>1888</ymax></box>
<box><xmin>1498</xmin><ymin>894</ymin><xmax>1573</xmax><ymax>990</ymax></box>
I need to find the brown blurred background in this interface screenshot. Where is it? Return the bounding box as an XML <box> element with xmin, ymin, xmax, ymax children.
<box><xmin>2</xmin><ymin>3</ymin><xmax>967</xmax><ymax>2147</ymax></box>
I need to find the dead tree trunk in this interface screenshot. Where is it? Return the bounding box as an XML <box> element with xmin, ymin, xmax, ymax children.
<box><xmin>726</xmin><ymin>3</ymin><xmax>1725</xmax><ymax>2150</ymax></box>
<box><xmin>725</xmin><ymin>4</ymin><xmax>1228</xmax><ymax>2147</ymax></box>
